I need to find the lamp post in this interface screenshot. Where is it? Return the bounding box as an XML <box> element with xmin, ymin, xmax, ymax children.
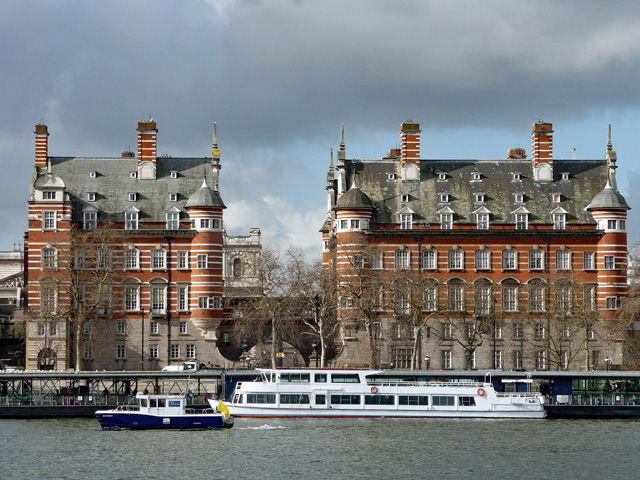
<box><xmin>605</xmin><ymin>357</ymin><xmax>612</xmax><ymax>371</ymax></box>
<box><xmin>312</xmin><ymin>339</ymin><xmax>318</xmax><ymax>367</ymax></box>
<box><xmin>424</xmin><ymin>355</ymin><xmax>430</xmax><ymax>370</ymax></box>
<box><xmin>140</xmin><ymin>307</ymin><xmax>145</xmax><ymax>371</ymax></box>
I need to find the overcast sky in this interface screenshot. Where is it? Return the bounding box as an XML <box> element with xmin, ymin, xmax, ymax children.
<box><xmin>3</xmin><ymin>0</ymin><xmax>640</xmax><ymax>259</ymax></box>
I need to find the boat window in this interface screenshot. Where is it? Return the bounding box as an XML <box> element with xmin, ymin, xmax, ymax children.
<box><xmin>150</xmin><ymin>399</ymin><xmax>157</xmax><ymax>407</ymax></box>
<box><xmin>139</xmin><ymin>398</ymin><xmax>148</xmax><ymax>407</ymax></box>
<box><xmin>158</xmin><ymin>399</ymin><xmax>166</xmax><ymax>407</ymax></box>
<box><xmin>280</xmin><ymin>373</ymin><xmax>310</xmax><ymax>383</ymax></box>
<box><xmin>331</xmin><ymin>374</ymin><xmax>360</xmax><ymax>383</ymax></box>
<box><xmin>233</xmin><ymin>393</ymin><xmax>243</xmax><ymax>404</ymax></box>
<box><xmin>315</xmin><ymin>394</ymin><xmax>326</xmax><ymax>405</ymax></box>
<box><xmin>459</xmin><ymin>396</ymin><xmax>476</xmax><ymax>407</ymax></box>
<box><xmin>364</xmin><ymin>395</ymin><xmax>395</xmax><ymax>405</ymax></box>
<box><xmin>314</xmin><ymin>373</ymin><xmax>327</xmax><ymax>383</ymax></box>
<box><xmin>432</xmin><ymin>395</ymin><xmax>455</xmax><ymax>406</ymax></box>
<box><xmin>280</xmin><ymin>394</ymin><xmax>310</xmax><ymax>404</ymax></box>
<box><xmin>330</xmin><ymin>394</ymin><xmax>361</xmax><ymax>405</ymax></box>
<box><xmin>247</xmin><ymin>393</ymin><xmax>276</xmax><ymax>404</ymax></box>
<box><xmin>399</xmin><ymin>395</ymin><xmax>429</xmax><ymax>406</ymax></box>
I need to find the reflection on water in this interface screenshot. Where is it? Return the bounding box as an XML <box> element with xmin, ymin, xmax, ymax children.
<box><xmin>1</xmin><ymin>417</ymin><xmax>639</xmax><ymax>479</ymax></box>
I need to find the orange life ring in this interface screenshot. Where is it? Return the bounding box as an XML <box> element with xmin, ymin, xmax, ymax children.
<box><xmin>370</xmin><ymin>386</ymin><xmax>378</xmax><ymax>394</ymax></box>
<box><xmin>477</xmin><ymin>388</ymin><xmax>485</xmax><ymax>396</ymax></box>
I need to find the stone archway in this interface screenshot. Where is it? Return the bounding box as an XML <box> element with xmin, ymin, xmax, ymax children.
<box><xmin>37</xmin><ymin>347</ymin><xmax>57</xmax><ymax>371</ymax></box>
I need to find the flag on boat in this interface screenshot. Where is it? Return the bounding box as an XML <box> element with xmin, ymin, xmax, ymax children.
<box><xmin>217</xmin><ymin>400</ymin><xmax>230</xmax><ymax>418</ymax></box>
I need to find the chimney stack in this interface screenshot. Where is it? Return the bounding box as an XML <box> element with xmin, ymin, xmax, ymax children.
<box><xmin>507</xmin><ymin>148</ymin><xmax>526</xmax><ymax>159</ymax></box>
<box><xmin>35</xmin><ymin>124</ymin><xmax>49</xmax><ymax>168</ymax></box>
<box><xmin>137</xmin><ymin>120</ymin><xmax>157</xmax><ymax>164</ymax></box>
<box><xmin>400</xmin><ymin>122</ymin><xmax>421</xmax><ymax>166</ymax></box>
<box><xmin>531</xmin><ymin>122</ymin><xmax>553</xmax><ymax>167</ymax></box>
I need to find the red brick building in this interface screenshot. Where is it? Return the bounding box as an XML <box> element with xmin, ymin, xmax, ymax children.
<box><xmin>323</xmin><ymin>122</ymin><xmax>629</xmax><ymax>371</ymax></box>
<box><xmin>25</xmin><ymin>120</ymin><xmax>258</xmax><ymax>371</ymax></box>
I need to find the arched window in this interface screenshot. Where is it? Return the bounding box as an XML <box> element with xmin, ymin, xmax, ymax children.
<box><xmin>395</xmin><ymin>249</ymin><xmax>410</xmax><ymax>269</ymax></box>
<box><xmin>448</xmin><ymin>248</ymin><xmax>464</xmax><ymax>270</ymax></box>
<box><xmin>151</xmin><ymin>248</ymin><xmax>166</xmax><ymax>269</ymax></box>
<box><xmin>502</xmin><ymin>247</ymin><xmax>518</xmax><ymax>270</ymax></box>
<box><xmin>41</xmin><ymin>247</ymin><xmax>56</xmax><ymax>269</ymax></box>
<box><xmin>556</xmin><ymin>248</ymin><xmax>571</xmax><ymax>270</ymax></box>
<box><xmin>475</xmin><ymin>248</ymin><xmax>490</xmax><ymax>270</ymax></box>
<box><xmin>501</xmin><ymin>279</ymin><xmax>519</xmax><ymax>312</ymax></box>
<box><xmin>233</xmin><ymin>257</ymin><xmax>242</xmax><ymax>277</ymax></box>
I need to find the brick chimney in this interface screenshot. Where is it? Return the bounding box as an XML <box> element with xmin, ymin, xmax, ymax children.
<box><xmin>507</xmin><ymin>148</ymin><xmax>526</xmax><ymax>159</ymax></box>
<box><xmin>531</xmin><ymin>122</ymin><xmax>553</xmax><ymax>167</ymax></box>
<box><xmin>35</xmin><ymin>124</ymin><xmax>49</xmax><ymax>168</ymax></box>
<box><xmin>400</xmin><ymin>122</ymin><xmax>421</xmax><ymax>166</ymax></box>
<box><xmin>137</xmin><ymin>120</ymin><xmax>157</xmax><ymax>164</ymax></box>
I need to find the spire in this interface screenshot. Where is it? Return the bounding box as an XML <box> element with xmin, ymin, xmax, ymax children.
<box><xmin>211</xmin><ymin>122</ymin><xmax>221</xmax><ymax>191</ymax></box>
<box><xmin>605</xmin><ymin>124</ymin><xmax>618</xmax><ymax>191</ymax></box>
<box><xmin>337</xmin><ymin>123</ymin><xmax>345</xmax><ymax>165</ymax></box>
<box><xmin>327</xmin><ymin>148</ymin><xmax>334</xmax><ymax>183</ymax></box>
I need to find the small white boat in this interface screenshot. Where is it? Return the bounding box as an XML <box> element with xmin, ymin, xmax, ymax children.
<box><xmin>213</xmin><ymin>368</ymin><xmax>546</xmax><ymax>419</ymax></box>
<box><xmin>96</xmin><ymin>392</ymin><xmax>234</xmax><ymax>430</ymax></box>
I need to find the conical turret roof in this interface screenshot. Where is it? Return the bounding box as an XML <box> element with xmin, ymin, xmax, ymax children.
<box><xmin>185</xmin><ymin>180</ymin><xmax>226</xmax><ymax>209</ymax></box>
<box><xmin>335</xmin><ymin>181</ymin><xmax>373</xmax><ymax>210</ymax></box>
<box><xmin>586</xmin><ymin>180</ymin><xmax>629</xmax><ymax>211</ymax></box>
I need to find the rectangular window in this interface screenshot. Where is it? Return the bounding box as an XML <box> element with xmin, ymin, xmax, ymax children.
<box><xmin>584</xmin><ymin>252</ymin><xmax>595</xmax><ymax>270</ymax></box>
<box><xmin>476</xmin><ymin>213</ymin><xmax>489</xmax><ymax>230</ymax></box>
<box><xmin>608</xmin><ymin>219</ymin><xmax>616</xmax><ymax>230</ymax></box>
<box><xmin>475</xmin><ymin>250</ymin><xmax>489</xmax><ymax>270</ymax></box>
<box><xmin>197</xmin><ymin>254</ymin><xmax>208</xmax><ymax>269</ymax></box>
<box><xmin>83</xmin><ymin>211</ymin><xmax>97</xmax><ymax>230</ymax></box>
<box><xmin>502</xmin><ymin>250</ymin><xmax>517</xmax><ymax>270</ymax></box>
<box><xmin>178</xmin><ymin>286</ymin><xmax>188</xmax><ymax>311</ymax></box>
<box><xmin>43</xmin><ymin>191</ymin><xmax>56</xmax><ymax>200</ymax></box>
<box><xmin>535</xmin><ymin>351</ymin><xmax>547</xmax><ymax>370</ymax></box>
<box><xmin>128</xmin><ymin>192</ymin><xmax>137</xmax><ymax>202</ymax></box>
<box><xmin>529</xmin><ymin>286</ymin><xmax>546</xmax><ymax>312</ymax></box>
<box><xmin>151</xmin><ymin>287</ymin><xmax>166</xmax><ymax>315</ymax></box>
<box><xmin>448</xmin><ymin>250</ymin><xmax>463</xmax><ymax>270</ymax></box>
<box><xmin>513</xmin><ymin>351</ymin><xmax>523</xmax><ymax>370</ymax></box>
<box><xmin>604</xmin><ymin>255</ymin><xmax>615</xmax><ymax>270</ymax></box>
<box><xmin>441</xmin><ymin>213</ymin><xmax>453</xmax><ymax>229</ymax></box>
<box><xmin>170</xmin><ymin>344</ymin><xmax>180</xmax><ymax>359</ymax></box>
<box><xmin>340</xmin><ymin>219</ymin><xmax>348</xmax><ymax>230</ymax></box>
<box><xmin>43</xmin><ymin>211</ymin><xmax>56</xmax><ymax>230</ymax></box>
<box><xmin>364</xmin><ymin>395</ymin><xmax>395</xmax><ymax>406</ymax></box>
<box><xmin>459</xmin><ymin>396</ymin><xmax>477</xmax><ymax>407</ymax></box>
<box><xmin>179</xmin><ymin>321</ymin><xmax>187</xmax><ymax>334</ymax></box>
<box><xmin>116</xmin><ymin>344</ymin><xmax>126</xmax><ymax>359</ymax></box>
<box><xmin>149</xmin><ymin>344</ymin><xmax>159</xmax><ymax>359</ymax></box>
<box><xmin>606</xmin><ymin>297</ymin><xmax>618</xmax><ymax>310</ymax></box>
<box><xmin>166</xmin><ymin>212</ymin><xmax>179</xmax><ymax>230</ymax></box>
<box><xmin>350</xmin><ymin>219</ymin><xmax>360</xmax><ymax>229</ymax></box>
<box><xmin>186</xmin><ymin>344</ymin><xmax>196</xmax><ymax>358</ymax></box>
<box><xmin>152</xmin><ymin>249</ymin><xmax>165</xmax><ymax>269</ymax></box>
<box><xmin>422</xmin><ymin>250</ymin><xmax>436</xmax><ymax>270</ymax></box>
<box><xmin>372</xmin><ymin>252</ymin><xmax>383</xmax><ymax>269</ymax></box>
<box><xmin>83</xmin><ymin>344</ymin><xmax>93</xmax><ymax>360</ymax></box>
<box><xmin>178</xmin><ymin>251</ymin><xmax>188</xmax><ymax>269</ymax></box>
<box><xmin>125</xmin><ymin>249</ymin><xmax>139</xmax><ymax>269</ymax></box>
<box><xmin>423</xmin><ymin>286</ymin><xmax>437</xmax><ymax>312</ymax></box>
<box><xmin>502</xmin><ymin>286</ymin><xmax>518</xmax><ymax>312</ymax></box>
<box><xmin>200</xmin><ymin>218</ymin><xmax>210</xmax><ymax>229</ymax></box>
<box><xmin>124</xmin><ymin>287</ymin><xmax>138</xmax><ymax>311</ymax></box>
<box><xmin>556</xmin><ymin>287</ymin><xmax>572</xmax><ymax>315</ymax></box>
<box><xmin>125</xmin><ymin>211</ymin><xmax>138</xmax><ymax>230</ymax></box>
<box><xmin>557</xmin><ymin>250</ymin><xmax>571</xmax><ymax>270</ymax></box>
<box><xmin>150</xmin><ymin>321</ymin><xmax>159</xmax><ymax>335</ymax></box>
<box><xmin>116</xmin><ymin>321</ymin><xmax>126</xmax><ymax>335</ymax></box>
<box><xmin>331</xmin><ymin>374</ymin><xmax>360</xmax><ymax>383</ymax></box>
<box><xmin>553</xmin><ymin>214</ymin><xmax>566</xmax><ymax>230</ymax></box>
<box><xmin>493</xmin><ymin>350</ymin><xmax>503</xmax><ymax>369</ymax></box>
<box><xmin>246</xmin><ymin>394</ymin><xmax>277</xmax><ymax>404</ymax></box>
<box><xmin>400</xmin><ymin>214</ymin><xmax>412</xmax><ymax>230</ymax></box>
<box><xmin>395</xmin><ymin>250</ymin><xmax>409</xmax><ymax>269</ymax></box>
<box><xmin>515</xmin><ymin>214</ymin><xmax>528</xmax><ymax>230</ymax></box>
<box><xmin>441</xmin><ymin>350</ymin><xmax>452</xmax><ymax>369</ymax></box>
<box><xmin>475</xmin><ymin>286</ymin><xmax>491</xmax><ymax>316</ymax></box>
<box><xmin>399</xmin><ymin>395</ymin><xmax>429</xmax><ymax>406</ymax></box>
<box><xmin>432</xmin><ymin>395</ymin><xmax>455</xmax><ymax>406</ymax></box>
<box><xmin>529</xmin><ymin>250</ymin><xmax>543</xmax><ymax>270</ymax></box>
<box><xmin>330</xmin><ymin>395</ymin><xmax>361</xmax><ymax>405</ymax></box>
<box><xmin>448</xmin><ymin>285</ymin><xmax>464</xmax><ymax>311</ymax></box>
<box><xmin>584</xmin><ymin>285</ymin><xmax>596</xmax><ymax>312</ymax></box>
<box><xmin>198</xmin><ymin>296</ymin><xmax>210</xmax><ymax>309</ymax></box>
<box><xmin>280</xmin><ymin>394</ymin><xmax>311</xmax><ymax>404</ymax></box>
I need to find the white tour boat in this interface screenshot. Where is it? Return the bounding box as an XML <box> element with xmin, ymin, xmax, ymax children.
<box><xmin>213</xmin><ymin>368</ymin><xmax>546</xmax><ymax>419</ymax></box>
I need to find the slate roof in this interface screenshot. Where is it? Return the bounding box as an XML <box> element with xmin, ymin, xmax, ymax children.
<box><xmin>587</xmin><ymin>182</ymin><xmax>630</xmax><ymax>211</ymax></box>
<box><xmin>45</xmin><ymin>156</ymin><xmax>220</xmax><ymax>224</ymax></box>
<box><xmin>342</xmin><ymin>158</ymin><xmax>610</xmax><ymax>226</ymax></box>
<box><xmin>335</xmin><ymin>183</ymin><xmax>374</xmax><ymax>210</ymax></box>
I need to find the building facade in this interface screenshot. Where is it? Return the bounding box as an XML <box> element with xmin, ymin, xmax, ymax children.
<box><xmin>323</xmin><ymin>121</ymin><xmax>629</xmax><ymax>371</ymax></box>
<box><xmin>24</xmin><ymin>121</ymin><xmax>259</xmax><ymax>371</ymax></box>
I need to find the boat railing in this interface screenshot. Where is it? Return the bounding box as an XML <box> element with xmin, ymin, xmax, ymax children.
<box><xmin>367</xmin><ymin>381</ymin><xmax>489</xmax><ymax>389</ymax></box>
<box><xmin>495</xmin><ymin>392</ymin><xmax>540</xmax><ymax>398</ymax></box>
<box><xmin>113</xmin><ymin>405</ymin><xmax>140</xmax><ymax>412</ymax></box>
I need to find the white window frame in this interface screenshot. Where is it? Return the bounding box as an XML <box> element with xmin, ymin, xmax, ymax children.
<box><xmin>125</xmin><ymin>211</ymin><xmax>138</xmax><ymax>230</ymax></box>
<box><xmin>198</xmin><ymin>296</ymin><xmax>210</xmax><ymax>309</ymax></box>
<box><xmin>372</xmin><ymin>252</ymin><xmax>383</xmax><ymax>270</ymax></box>
<box><xmin>556</xmin><ymin>249</ymin><xmax>571</xmax><ymax>270</ymax></box>
<box><xmin>169</xmin><ymin>193</ymin><xmax>178</xmax><ymax>202</ymax></box>
<box><xmin>584</xmin><ymin>252</ymin><xmax>595</xmax><ymax>270</ymax></box>
<box><xmin>502</xmin><ymin>286</ymin><xmax>518</xmax><ymax>312</ymax></box>
<box><xmin>170</xmin><ymin>344</ymin><xmax>180</xmax><ymax>359</ymax></box>
<box><xmin>83</xmin><ymin>211</ymin><xmax>97</xmax><ymax>230</ymax></box>
<box><xmin>125</xmin><ymin>248</ymin><xmax>139</xmax><ymax>270</ymax></box>
<box><xmin>179</xmin><ymin>321</ymin><xmax>188</xmax><ymax>334</ymax></box>
<box><xmin>116</xmin><ymin>344</ymin><xmax>126</xmax><ymax>359</ymax></box>
<box><xmin>475</xmin><ymin>249</ymin><xmax>490</xmax><ymax>270</ymax></box>
<box><xmin>476</xmin><ymin>213</ymin><xmax>489</xmax><ymax>230</ymax></box>
<box><xmin>197</xmin><ymin>254</ymin><xmax>208</xmax><ymax>269</ymax></box>
<box><xmin>529</xmin><ymin>249</ymin><xmax>544</xmax><ymax>270</ymax></box>
<box><xmin>43</xmin><ymin>211</ymin><xmax>57</xmax><ymax>230</ymax></box>
<box><xmin>151</xmin><ymin>286</ymin><xmax>166</xmax><ymax>315</ymax></box>
<box><xmin>515</xmin><ymin>213</ymin><xmax>528</xmax><ymax>230</ymax></box>
<box><xmin>448</xmin><ymin>249</ymin><xmax>463</xmax><ymax>270</ymax></box>
<box><xmin>41</xmin><ymin>247</ymin><xmax>56</xmax><ymax>269</ymax></box>
<box><xmin>502</xmin><ymin>249</ymin><xmax>517</xmax><ymax>270</ymax></box>
<box><xmin>441</xmin><ymin>213</ymin><xmax>453</xmax><ymax>230</ymax></box>
<box><xmin>128</xmin><ymin>192</ymin><xmax>137</xmax><ymax>202</ymax></box>
<box><xmin>87</xmin><ymin>192</ymin><xmax>96</xmax><ymax>202</ymax></box>
<box><xmin>150</xmin><ymin>321</ymin><xmax>159</xmax><ymax>335</ymax></box>
<box><xmin>152</xmin><ymin>248</ymin><xmax>166</xmax><ymax>269</ymax></box>
<box><xmin>395</xmin><ymin>249</ymin><xmax>409</xmax><ymax>269</ymax></box>
<box><xmin>553</xmin><ymin>213</ymin><xmax>566</xmax><ymax>230</ymax></box>
<box><xmin>400</xmin><ymin>214</ymin><xmax>412</xmax><ymax>230</ymax></box>
<box><xmin>149</xmin><ymin>344</ymin><xmax>159</xmax><ymax>359</ymax></box>
<box><xmin>166</xmin><ymin>212</ymin><xmax>180</xmax><ymax>230</ymax></box>
<box><xmin>422</xmin><ymin>249</ymin><xmax>437</xmax><ymax>270</ymax></box>
<box><xmin>604</xmin><ymin>255</ymin><xmax>615</xmax><ymax>270</ymax></box>
<box><xmin>124</xmin><ymin>286</ymin><xmax>139</xmax><ymax>311</ymax></box>
<box><xmin>186</xmin><ymin>344</ymin><xmax>196</xmax><ymax>359</ymax></box>
<box><xmin>177</xmin><ymin>286</ymin><xmax>188</xmax><ymax>311</ymax></box>
<box><xmin>116</xmin><ymin>321</ymin><xmax>126</xmax><ymax>335</ymax></box>
<box><xmin>178</xmin><ymin>251</ymin><xmax>188</xmax><ymax>269</ymax></box>
<box><xmin>448</xmin><ymin>284</ymin><xmax>465</xmax><ymax>311</ymax></box>
<box><xmin>606</xmin><ymin>297</ymin><xmax>618</xmax><ymax>310</ymax></box>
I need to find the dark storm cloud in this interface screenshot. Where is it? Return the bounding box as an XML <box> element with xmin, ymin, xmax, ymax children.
<box><xmin>2</xmin><ymin>0</ymin><xmax>640</xmax><ymax>253</ymax></box>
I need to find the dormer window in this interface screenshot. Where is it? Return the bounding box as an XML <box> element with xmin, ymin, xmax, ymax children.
<box><xmin>170</xmin><ymin>171</ymin><xmax>178</xmax><ymax>179</ymax></box>
<box><xmin>89</xmin><ymin>171</ymin><xmax>97</xmax><ymax>178</ymax></box>
<box><xmin>128</xmin><ymin>192</ymin><xmax>137</xmax><ymax>202</ymax></box>
<box><xmin>472</xmin><ymin>172</ymin><xmax>481</xmax><ymax>181</ymax></box>
<box><xmin>512</xmin><ymin>173</ymin><xmax>521</xmax><ymax>181</ymax></box>
<box><xmin>87</xmin><ymin>192</ymin><xmax>96</xmax><ymax>202</ymax></box>
<box><xmin>441</xmin><ymin>213</ymin><xmax>453</xmax><ymax>229</ymax></box>
<box><xmin>400</xmin><ymin>214</ymin><xmax>412</xmax><ymax>230</ymax></box>
<box><xmin>477</xmin><ymin>213</ymin><xmax>489</xmax><ymax>230</ymax></box>
<box><xmin>475</xmin><ymin>194</ymin><xmax>485</xmax><ymax>203</ymax></box>
<box><xmin>43</xmin><ymin>191</ymin><xmax>56</xmax><ymax>200</ymax></box>
<box><xmin>125</xmin><ymin>211</ymin><xmax>138</xmax><ymax>230</ymax></box>
<box><xmin>561</xmin><ymin>172</ymin><xmax>570</xmax><ymax>180</ymax></box>
<box><xmin>83</xmin><ymin>211</ymin><xmax>97</xmax><ymax>230</ymax></box>
<box><xmin>515</xmin><ymin>213</ymin><xmax>528</xmax><ymax>230</ymax></box>
<box><xmin>401</xmin><ymin>194</ymin><xmax>409</xmax><ymax>203</ymax></box>
<box><xmin>552</xmin><ymin>194</ymin><xmax>561</xmax><ymax>203</ymax></box>
<box><xmin>169</xmin><ymin>193</ymin><xmax>178</xmax><ymax>202</ymax></box>
<box><xmin>514</xmin><ymin>194</ymin><xmax>524</xmax><ymax>204</ymax></box>
<box><xmin>439</xmin><ymin>193</ymin><xmax>450</xmax><ymax>203</ymax></box>
<box><xmin>387</xmin><ymin>173</ymin><xmax>396</xmax><ymax>180</ymax></box>
<box><xmin>553</xmin><ymin>213</ymin><xmax>566</xmax><ymax>230</ymax></box>
<box><xmin>438</xmin><ymin>173</ymin><xmax>447</xmax><ymax>181</ymax></box>
<box><xmin>130</xmin><ymin>172</ymin><xmax>137</xmax><ymax>179</ymax></box>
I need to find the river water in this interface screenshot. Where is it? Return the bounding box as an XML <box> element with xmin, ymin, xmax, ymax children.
<box><xmin>1</xmin><ymin>417</ymin><xmax>639</xmax><ymax>479</ymax></box>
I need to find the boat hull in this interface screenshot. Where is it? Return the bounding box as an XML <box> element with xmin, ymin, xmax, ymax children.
<box><xmin>95</xmin><ymin>411</ymin><xmax>234</xmax><ymax>430</ymax></box>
